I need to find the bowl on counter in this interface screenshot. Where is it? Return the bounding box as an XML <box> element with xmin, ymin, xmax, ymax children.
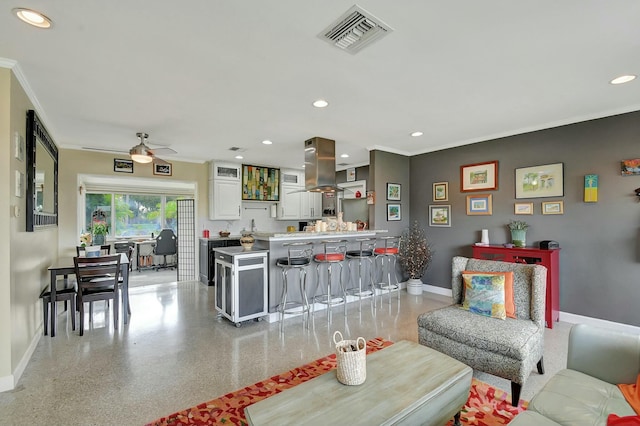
<box><xmin>219</xmin><ymin>231</ymin><xmax>231</xmax><ymax>237</ymax></box>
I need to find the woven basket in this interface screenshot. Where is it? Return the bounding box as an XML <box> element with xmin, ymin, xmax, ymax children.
<box><xmin>333</xmin><ymin>331</ymin><xmax>366</xmax><ymax>385</ymax></box>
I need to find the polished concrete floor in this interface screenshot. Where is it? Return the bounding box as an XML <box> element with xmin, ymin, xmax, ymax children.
<box><xmin>0</xmin><ymin>281</ymin><xmax>571</xmax><ymax>426</ymax></box>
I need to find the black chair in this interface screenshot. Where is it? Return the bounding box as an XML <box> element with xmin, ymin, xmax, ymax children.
<box><xmin>40</xmin><ymin>280</ymin><xmax>76</xmax><ymax>336</ymax></box>
<box><xmin>114</xmin><ymin>241</ymin><xmax>135</xmax><ymax>272</ymax></box>
<box><xmin>154</xmin><ymin>229</ymin><xmax>177</xmax><ymax>270</ymax></box>
<box><xmin>74</xmin><ymin>255</ymin><xmax>121</xmax><ymax>336</ymax></box>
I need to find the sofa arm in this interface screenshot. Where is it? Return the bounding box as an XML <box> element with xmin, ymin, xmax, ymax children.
<box><xmin>567</xmin><ymin>323</ymin><xmax>640</xmax><ymax>385</ymax></box>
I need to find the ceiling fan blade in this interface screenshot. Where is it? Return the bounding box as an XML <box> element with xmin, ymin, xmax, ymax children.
<box><xmin>83</xmin><ymin>146</ymin><xmax>129</xmax><ymax>154</ymax></box>
<box><xmin>148</xmin><ymin>147</ymin><xmax>177</xmax><ymax>155</ymax></box>
<box><xmin>152</xmin><ymin>157</ymin><xmax>170</xmax><ymax>165</ymax></box>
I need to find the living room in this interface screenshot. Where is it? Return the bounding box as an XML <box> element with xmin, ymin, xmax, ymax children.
<box><xmin>3</xmin><ymin>2</ymin><xmax>640</xmax><ymax>424</ymax></box>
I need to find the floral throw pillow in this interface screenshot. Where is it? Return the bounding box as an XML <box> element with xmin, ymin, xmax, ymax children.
<box><xmin>461</xmin><ymin>273</ymin><xmax>507</xmax><ymax>320</ymax></box>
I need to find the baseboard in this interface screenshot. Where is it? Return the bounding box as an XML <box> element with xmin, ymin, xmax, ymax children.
<box><xmin>0</xmin><ymin>324</ymin><xmax>43</xmax><ymax>393</ymax></box>
<box><xmin>422</xmin><ymin>284</ymin><xmax>640</xmax><ymax>334</ymax></box>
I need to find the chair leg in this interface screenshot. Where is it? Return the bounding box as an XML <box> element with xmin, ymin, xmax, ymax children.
<box><xmin>70</xmin><ymin>296</ymin><xmax>76</xmax><ymax>331</ymax></box>
<box><xmin>42</xmin><ymin>297</ymin><xmax>49</xmax><ymax>336</ymax></box>
<box><xmin>79</xmin><ymin>299</ymin><xmax>85</xmax><ymax>336</ymax></box>
<box><xmin>113</xmin><ymin>292</ymin><xmax>119</xmax><ymax>330</ymax></box>
<box><xmin>537</xmin><ymin>357</ymin><xmax>545</xmax><ymax>374</ymax></box>
<box><xmin>510</xmin><ymin>382</ymin><xmax>522</xmax><ymax>407</ymax></box>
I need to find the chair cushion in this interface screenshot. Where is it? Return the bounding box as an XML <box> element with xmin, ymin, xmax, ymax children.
<box><xmin>276</xmin><ymin>257</ymin><xmax>311</xmax><ymax>267</ymax></box>
<box><xmin>463</xmin><ymin>270</ymin><xmax>515</xmax><ymax>318</ymax></box>
<box><xmin>527</xmin><ymin>369</ymin><xmax>636</xmax><ymax>425</ymax></box>
<box><xmin>374</xmin><ymin>247</ymin><xmax>399</xmax><ymax>255</ymax></box>
<box><xmin>461</xmin><ymin>272</ymin><xmax>507</xmax><ymax>320</ymax></box>
<box><xmin>346</xmin><ymin>250</ymin><xmax>374</xmax><ymax>258</ymax></box>
<box><xmin>417</xmin><ymin>306</ymin><xmax>542</xmax><ymax>361</ymax></box>
<box><xmin>314</xmin><ymin>253</ymin><xmax>345</xmax><ymax>262</ymax></box>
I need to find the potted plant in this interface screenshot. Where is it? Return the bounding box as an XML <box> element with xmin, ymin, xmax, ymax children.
<box><xmin>397</xmin><ymin>221</ymin><xmax>433</xmax><ymax>295</ymax></box>
<box><xmin>90</xmin><ymin>221</ymin><xmax>109</xmax><ymax>245</ymax></box>
<box><xmin>508</xmin><ymin>219</ymin><xmax>529</xmax><ymax>247</ymax></box>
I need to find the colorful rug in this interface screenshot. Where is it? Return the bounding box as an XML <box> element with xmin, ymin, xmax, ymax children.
<box><xmin>147</xmin><ymin>338</ymin><xmax>527</xmax><ymax>426</ymax></box>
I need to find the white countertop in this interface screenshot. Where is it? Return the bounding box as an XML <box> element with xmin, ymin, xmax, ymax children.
<box><xmin>252</xmin><ymin>230</ymin><xmax>386</xmax><ymax>241</ymax></box>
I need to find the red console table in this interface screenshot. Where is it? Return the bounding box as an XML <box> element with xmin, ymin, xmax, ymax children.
<box><xmin>471</xmin><ymin>245</ymin><xmax>560</xmax><ymax>329</ymax></box>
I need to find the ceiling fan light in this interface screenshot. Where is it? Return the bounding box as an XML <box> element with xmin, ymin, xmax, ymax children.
<box><xmin>130</xmin><ymin>144</ymin><xmax>153</xmax><ymax>163</ymax></box>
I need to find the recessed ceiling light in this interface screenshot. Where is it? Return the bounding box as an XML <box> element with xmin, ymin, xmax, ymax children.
<box><xmin>610</xmin><ymin>75</ymin><xmax>636</xmax><ymax>85</ymax></box>
<box><xmin>234</xmin><ymin>155</ymin><xmax>243</xmax><ymax>160</ymax></box>
<box><xmin>340</xmin><ymin>154</ymin><xmax>349</xmax><ymax>158</ymax></box>
<box><xmin>312</xmin><ymin>99</ymin><xmax>329</xmax><ymax>108</ymax></box>
<box><xmin>12</xmin><ymin>8</ymin><xmax>52</xmax><ymax>28</ymax></box>
<box><xmin>410</xmin><ymin>131</ymin><xmax>424</xmax><ymax>137</ymax></box>
<box><xmin>262</xmin><ymin>140</ymin><xmax>273</xmax><ymax>145</ymax></box>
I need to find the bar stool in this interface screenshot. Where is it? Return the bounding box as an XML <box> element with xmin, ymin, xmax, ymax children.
<box><xmin>374</xmin><ymin>236</ymin><xmax>401</xmax><ymax>302</ymax></box>
<box><xmin>275</xmin><ymin>242</ymin><xmax>313</xmax><ymax>332</ymax></box>
<box><xmin>346</xmin><ymin>238</ymin><xmax>376</xmax><ymax>304</ymax></box>
<box><xmin>312</xmin><ymin>239</ymin><xmax>348</xmax><ymax>321</ymax></box>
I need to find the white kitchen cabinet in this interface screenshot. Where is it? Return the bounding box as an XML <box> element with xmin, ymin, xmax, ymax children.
<box><xmin>301</xmin><ymin>192</ymin><xmax>322</xmax><ymax>219</ymax></box>
<box><xmin>209</xmin><ymin>162</ymin><xmax>242</xmax><ymax>220</ymax></box>
<box><xmin>277</xmin><ymin>169</ymin><xmax>303</xmax><ymax>220</ymax></box>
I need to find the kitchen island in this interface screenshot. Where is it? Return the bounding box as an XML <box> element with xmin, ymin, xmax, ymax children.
<box><xmin>252</xmin><ymin>231</ymin><xmax>387</xmax><ymax>316</ymax></box>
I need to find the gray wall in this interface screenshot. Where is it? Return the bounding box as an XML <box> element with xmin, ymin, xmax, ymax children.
<box><xmin>371</xmin><ymin>150</ymin><xmax>410</xmax><ymax>235</ymax></box>
<box><xmin>410</xmin><ymin>110</ymin><xmax>640</xmax><ymax>327</ymax></box>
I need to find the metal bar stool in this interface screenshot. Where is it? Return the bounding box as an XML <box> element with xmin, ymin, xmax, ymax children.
<box><xmin>275</xmin><ymin>242</ymin><xmax>313</xmax><ymax>332</ymax></box>
<box><xmin>346</xmin><ymin>238</ymin><xmax>376</xmax><ymax>305</ymax></box>
<box><xmin>374</xmin><ymin>236</ymin><xmax>401</xmax><ymax>302</ymax></box>
<box><xmin>312</xmin><ymin>239</ymin><xmax>348</xmax><ymax>322</ymax></box>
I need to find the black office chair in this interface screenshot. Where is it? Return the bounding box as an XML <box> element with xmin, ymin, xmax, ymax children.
<box><xmin>154</xmin><ymin>229</ymin><xmax>177</xmax><ymax>270</ymax></box>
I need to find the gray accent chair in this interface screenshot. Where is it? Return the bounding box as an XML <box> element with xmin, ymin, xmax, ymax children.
<box><xmin>510</xmin><ymin>323</ymin><xmax>640</xmax><ymax>425</ymax></box>
<box><xmin>417</xmin><ymin>256</ymin><xmax>547</xmax><ymax>406</ymax></box>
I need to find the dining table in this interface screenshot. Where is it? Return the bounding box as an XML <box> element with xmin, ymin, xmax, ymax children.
<box><xmin>46</xmin><ymin>252</ymin><xmax>130</xmax><ymax>337</ymax></box>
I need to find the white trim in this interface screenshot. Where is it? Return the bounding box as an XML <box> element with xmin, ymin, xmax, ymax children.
<box><xmin>0</xmin><ymin>324</ymin><xmax>42</xmax><ymax>392</ymax></box>
<box><xmin>423</xmin><ymin>286</ymin><xmax>640</xmax><ymax>334</ymax></box>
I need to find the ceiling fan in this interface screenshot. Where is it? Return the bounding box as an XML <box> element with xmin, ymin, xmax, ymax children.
<box><xmin>129</xmin><ymin>132</ymin><xmax>177</xmax><ymax>164</ymax></box>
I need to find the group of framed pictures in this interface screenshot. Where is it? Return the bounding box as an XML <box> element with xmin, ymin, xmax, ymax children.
<box><xmin>114</xmin><ymin>158</ymin><xmax>173</xmax><ymax>176</ymax></box>
<box><xmin>386</xmin><ymin>183</ymin><xmax>401</xmax><ymax>221</ymax></box>
<box><xmin>429</xmin><ymin>161</ymin><xmax>565</xmax><ymax>226</ymax></box>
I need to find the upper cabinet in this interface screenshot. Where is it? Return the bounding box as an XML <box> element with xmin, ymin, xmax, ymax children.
<box><xmin>209</xmin><ymin>162</ymin><xmax>242</xmax><ymax>220</ymax></box>
<box><xmin>277</xmin><ymin>169</ymin><xmax>302</xmax><ymax>220</ymax></box>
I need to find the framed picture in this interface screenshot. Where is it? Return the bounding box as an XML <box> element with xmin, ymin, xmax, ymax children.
<box><xmin>153</xmin><ymin>162</ymin><xmax>172</xmax><ymax>176</ymax></box>
<box><xmin>621</xmin><ymin>158</ymin><xmax>640</xmax><ymax>176</ymax></box>
<box><xmin>542</xmin><ymin>201</ymin><xmax>564</xmax><ymax>215</ymax></box>
<box><xmin>515</xmin><ymin>162</ymin><xmax>564</xmax><ymax>199</ymax></box>
<box><xmin>346</xmin><ymin>167</ymin><xmax>356</xmax><ymax>182</ymax></box>
<box><xmin>366</xmin><ymin>190</ymin><xmax>375</xmax><ymax>205</ymax></box>
<box><xmin>460</xmin><ymin>160</ymin><xmax>498</xmax><ymax>192</ymax></box>
<box><xmin>387</xmin><ymin>183</ymin><xmax>401</xmax><ymax>200</ymax></box>
<box><xmin>433</xmin><ymin>181</ymin><xmax>448</xmax><ymax>201</ymax></box>
<box><xmin>466</xmin><ymin>194</ymin><xmax>493</xmax><ymax>215</ymax></box>
<box><xmin>429</xmin><ymin>205</ymin><xmax>451</xmax><ymax>227</ymax></box>
<box><xmin>114</xmin><ymin>158</ymin><xmax>134</xmax><ymax>173</ymax></box>
<box><xmin>387</xmin><ymin>204</ymin><xmax>401</xmax><ymax>221</ymax></box>
<box><xmin>514</xmin><ymin>202</ymin><xmax>534</xmax><ymax>215</ymax></box>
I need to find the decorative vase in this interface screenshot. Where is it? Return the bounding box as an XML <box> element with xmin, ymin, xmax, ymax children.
<box><xmin>93</xmin><ymin>234</ymin><xmax>105</xmax><ymax>246</ymax></box>
<box><xmin>511</xmin><ymin>230</ymin><xmax>526</xmax><ymax>248</ymax></box>
<box><xmin>240</xmin><ymin>233</ymin><xmax>255</xmax><ymax>250</ymax></box>
<box><xmin>406</xmin><ymin>278</ymin><xmax>423</xmax><ymax>295</ymax></box>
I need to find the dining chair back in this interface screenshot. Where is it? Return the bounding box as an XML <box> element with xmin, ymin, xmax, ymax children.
<box><xmin>74</xmin><ymin>254</ymin><xmax>121</xmax><ymax>336</ymax></box>
<box><xmin>76</xmin><ymin>244</ymin><xmax>111</xmax><ymax>256</ymax></box>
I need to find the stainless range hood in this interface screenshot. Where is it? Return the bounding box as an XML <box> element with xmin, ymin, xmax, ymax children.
<box><xmin>304</xmin><ymin>137</ymin><xmax>344</xmax><ymax>193</ymax></box>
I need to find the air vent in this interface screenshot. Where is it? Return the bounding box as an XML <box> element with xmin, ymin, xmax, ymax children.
<box><xmin>228</xmin><ymin>147</ymin><xmax>246</xmax><ymax>152</ymax></box>
<box><xmin>337</xmin><ymin>162</ymin><xmax>350</xmax><ymax>167</ymax></box>
<box><xmin>318</xmin><ymin>5</ymin><xmax>393</xmax><ymax>54</ymax></box>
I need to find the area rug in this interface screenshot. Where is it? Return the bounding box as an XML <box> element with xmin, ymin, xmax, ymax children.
<box><xmin>146</xmin><ymin>338</ymin><xmax>527</xmax><ymax>426</ymax></box>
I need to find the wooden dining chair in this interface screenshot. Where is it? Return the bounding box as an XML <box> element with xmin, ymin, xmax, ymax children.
<box><xmin>74</xmin><ymin>254</ymin><xmax>121</xmax><ymax>336</ymax></box>
<box><xmin>76</xmin><ymin>244</ymin><xmax>111</xmax><ymax>256</ymax></box>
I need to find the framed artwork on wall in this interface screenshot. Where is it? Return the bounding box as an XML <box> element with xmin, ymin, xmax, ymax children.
<box><xmin>429</xmin><ymin>205</ymin><xmax>451</xmax><ymax>227</ymax></box>
<box><xmin>466</xmin><ymin>194</ymin><xmax>493</xmax><ymax>215</ymax></box>
<box><xmin>114</xmin><ymin>159</ymin><xmax>134</xmax><ymax>173</ymax></box>
<box><xmin>346</xmin><ymin>167</ymin><xmax>356</xmax><ymax>182</ymax></box>
<box><xmin>460</xmin><ymin>160</ymin><xmax>498</xmax><ymax>192</ymax></box>
<box><xmin>514</xmin><ymin>202</ymin><xmax>534</xmax><ymax>215</ymax></box>
<box><xmin>153</xmin><ymin>162</ymin><xmax>172</xmax><ymax>176</ymax></box>
<box><xmin>387</xmin><ymin>183</ymin><xmax>401</xmax><ymax>200</ymax></box>
<box><xmin>542</xmin><ymin>201</ymin><xmax>564</xmax><ymax>215</ymax></box>
<box><xmin>515</xmin><ymin>162</ymin><xmax>564</xmax><ymax>199</ymax></box>
<box><xmin>433</xmin><ymin>181</ymin><xmax>448</xmax><ymax>201</ymax></box>
<box><xmin>387</xmin><ymin>204</ymin><xmax>401</xmax><ymax>221</ymax></box>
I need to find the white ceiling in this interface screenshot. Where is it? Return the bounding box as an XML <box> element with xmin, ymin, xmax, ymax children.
<box><xmin>2</xmin><ymin>1</ymin><xmax>640</xmax><ymax>171</ymax></box>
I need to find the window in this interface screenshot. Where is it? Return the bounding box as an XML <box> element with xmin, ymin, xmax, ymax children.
<box><xmin>84</xmin><ymin>192</ymin><xmax>188</xmax><ymax>238</ymax></box>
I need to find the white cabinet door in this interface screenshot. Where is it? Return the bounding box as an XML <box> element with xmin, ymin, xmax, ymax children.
<box><xmin>278</xmin><ymin>184</ymin><xmax>302</xmax><ymax>220</ymax></box>
<box><xmin>210</xmin><ymin>179</ymin><xmax>242</xmax><ymax>220</ymax></box>
<box><xmin>301</xmin><ymin>192</ymin><xmax>322</xmax><ymax>219</ymax></box>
